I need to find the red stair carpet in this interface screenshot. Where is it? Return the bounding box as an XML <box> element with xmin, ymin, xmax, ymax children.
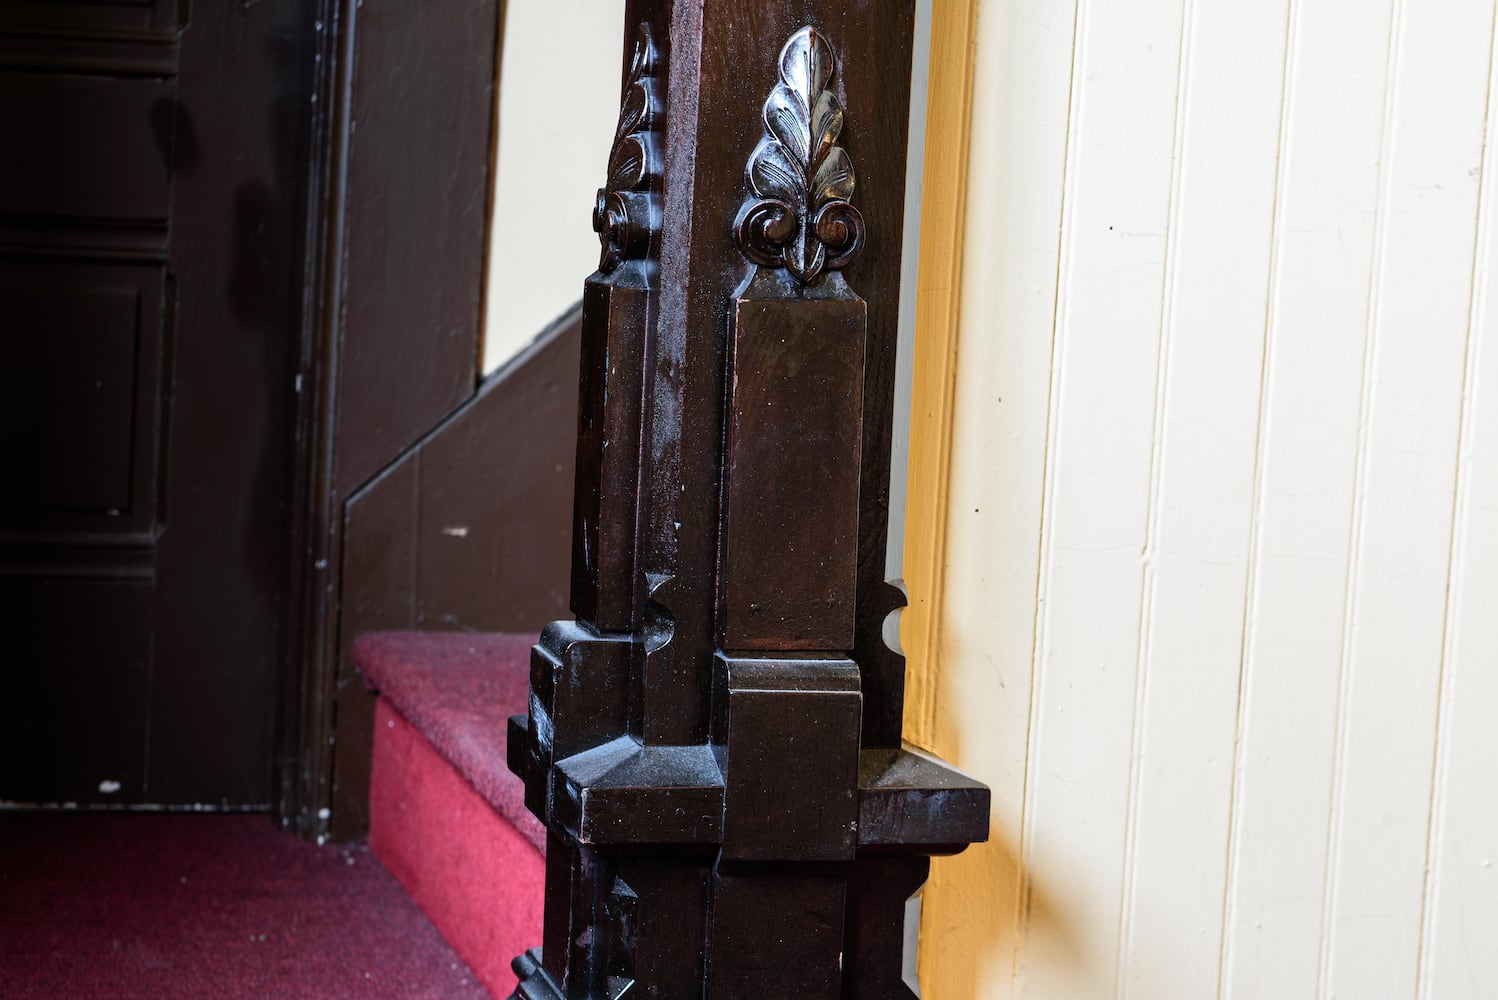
<box><xmin>356</xmin><ymin>631</ymin><xmax>545</xmax><ymax>1000</ymax></box>
<box><xmin>0</xmin><ymin>812</ymin><xmax>490</xmax><ymax>999</ymax></box>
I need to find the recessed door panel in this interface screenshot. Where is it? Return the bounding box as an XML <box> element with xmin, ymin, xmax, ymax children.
<box><xmin>0</xmin><ymin>261</ymin><xmax>164</xmax><ymax>526</ymax></box>
<box><xmin>0</xmin><ymin>578</ymin><xmax>152</xmax><ymax>804</ymax></box>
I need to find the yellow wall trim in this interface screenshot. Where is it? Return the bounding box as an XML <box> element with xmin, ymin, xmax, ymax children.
<box><xmin>901</xmin><ymin>0</ymin><xmax>979</xmax><ymax>752</ymax></box>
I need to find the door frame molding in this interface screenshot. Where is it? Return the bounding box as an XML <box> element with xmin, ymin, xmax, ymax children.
<box><xmin>275</xmin><ymin>0</ymin><xmax>506</xmax><ymax>839</ymax></box>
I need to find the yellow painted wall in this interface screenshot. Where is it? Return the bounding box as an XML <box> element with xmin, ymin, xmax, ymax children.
<box><xmin>907</xmin><ymin>0</ymin><xmax>1498</xmax><ymax>997</ymax></box>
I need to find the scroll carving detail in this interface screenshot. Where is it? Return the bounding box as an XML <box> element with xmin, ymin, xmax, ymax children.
<box><xmin>594</xmin><ymin>26</ymin><xmax>663</xmax><ymax>272</ymax></box>
<box><xmin>734</xmin><ymin>25</ymin><xmax>865</xmax><ymax>284</ymax></box>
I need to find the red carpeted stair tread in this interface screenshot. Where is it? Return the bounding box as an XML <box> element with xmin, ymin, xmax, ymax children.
<box><xmin>352</xmin><ymin>630</ymin><xmax>544</xmax><ymax>853</ymax></box>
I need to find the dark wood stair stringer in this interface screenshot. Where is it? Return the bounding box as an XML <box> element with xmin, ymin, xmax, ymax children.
<box><xmin>333</xmin><ymin>310</ymin><xmax>582</xmax><ymax>841</ymax></box>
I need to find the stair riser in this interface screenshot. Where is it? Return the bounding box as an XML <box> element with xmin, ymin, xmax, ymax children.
<box><xmin>370</xmin><ymin>699</ymin><xmax>546</xmax><ymax>999</ymax></box>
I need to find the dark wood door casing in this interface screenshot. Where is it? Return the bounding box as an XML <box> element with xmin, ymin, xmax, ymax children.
<box><xmin>279</xmin><ymin>0</ymin><xmax>504</xmax><ymax>837</ymax></box>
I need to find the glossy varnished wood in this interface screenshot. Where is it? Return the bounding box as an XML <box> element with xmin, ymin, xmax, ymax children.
<box><xmin>508</xmin><ymin>4</ymin><xmax>988</xmax><ymax>996</ymax></box>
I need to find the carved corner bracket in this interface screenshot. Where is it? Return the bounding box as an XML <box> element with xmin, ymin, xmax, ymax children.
<box><xmin>734</xmin><ymin>25</ymin><xmax>866</xmax><ymax>285</ymax></box>
<box><xmin>594</xmin><ymin>25</ymin><xmax>664</xmax><ymax>272</ymax></box>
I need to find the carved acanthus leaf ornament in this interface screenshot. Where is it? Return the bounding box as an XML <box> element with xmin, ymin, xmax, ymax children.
<box><xmin>594</xmin><ymin>25</ymin><xmax>663</xmax><ymax>272</ymax></box>
<box><xmin>735</xmin><ymin>25</ymin><xmax>865</xmax><ymax>284</ymax></box>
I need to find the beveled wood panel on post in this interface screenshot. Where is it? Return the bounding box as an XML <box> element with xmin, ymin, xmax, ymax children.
<box><xmin>507</xmin><ymin>3</ymin><xmax>989</xmax><ymax>996</ymax></box>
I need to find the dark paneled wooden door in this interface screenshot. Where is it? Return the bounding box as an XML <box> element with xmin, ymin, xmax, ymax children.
<box><xmin>0</xmin><ymin>1</ymin><xmax>320</xmax><ymax>806</ymax></box>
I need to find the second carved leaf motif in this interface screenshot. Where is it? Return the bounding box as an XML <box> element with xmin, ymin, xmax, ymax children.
<box><xmin>595</xmin><ymin>25</ymin><xmax>663</xmax><ymax>272</ymax></box>
<box><xmin>735</xmin><ymin>25</ymin><xmax>865</xmax><ymax>284</ymax></box>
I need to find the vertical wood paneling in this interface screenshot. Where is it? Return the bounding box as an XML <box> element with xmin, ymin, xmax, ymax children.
<box><xmin>919</xmin><ymin>0</ymin><xmax>1081</xmax><ymax>992</ymax></box>
<box><xmin>1419</xmin><ymin>21</ymin><xmax>1498</xmax><ymax>996</ymax></box>
<box><xmin>1018</xmin><ymin>0</ymin><xmax>1186</xmax><ymax>996</ymax></box>
<box><xmin>916</xmin><ymin>0</ymin><xmax>1498</xmax><ymax>998</ymax></box>
<box><xmin>1217</xmin><ymin>0</ymin><xmax>1400</xmax><ymax>995</ymax></box>
<box><xmin>1320</xmin><ymin>0</ymin><xmax>1495</xmax><ymax>995</ymax></box>
<box><xmin>1117</xmin><ymin>0</ymin><xmax>1292</xmax><ymax>996</ymax></box>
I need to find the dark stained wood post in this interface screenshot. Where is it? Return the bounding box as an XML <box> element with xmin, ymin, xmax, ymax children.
<box><xmin>508</xmin><ymin>4</ymin><xmax>989</xmax><ymax>996</ymax></box>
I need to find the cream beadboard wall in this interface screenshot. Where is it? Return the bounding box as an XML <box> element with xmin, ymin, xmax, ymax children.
<box><xmin>482</xmin><ymin>1</ymin><xmax>624</xmax><ymax>374</ymax></box>
<box><xmin>908</xmin><ymin>0</ymin><xmax>1498</xmax><ymax>998</ymax></box>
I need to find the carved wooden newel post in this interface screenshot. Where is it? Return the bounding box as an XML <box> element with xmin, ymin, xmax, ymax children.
<box><xmin>508</xmin><ymin>5</ymin><xmax>988</xmax><ymax>997</ymax></box>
